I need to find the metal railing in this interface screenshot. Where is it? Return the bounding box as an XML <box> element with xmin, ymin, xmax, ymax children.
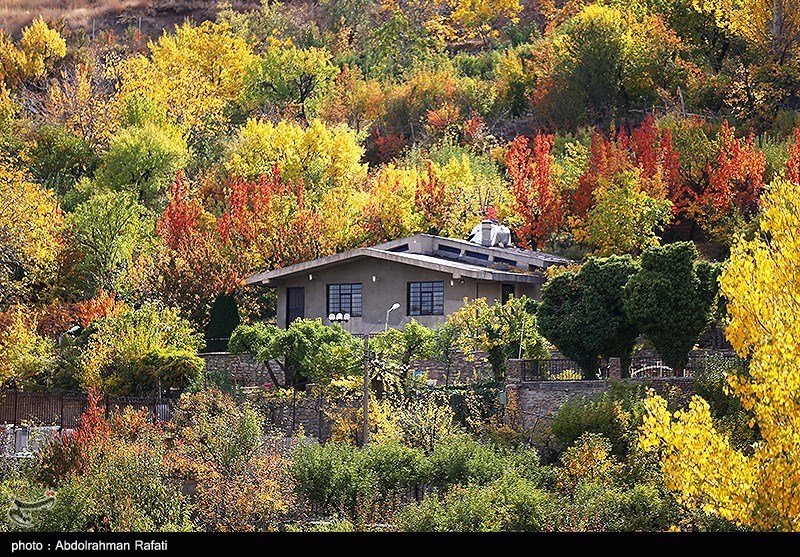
<box><xmin>201</xmin><ymin>337</ymin><xmax>231</xmax><ymax>353</ymax></box>
<box><xmin>521</xmin><ymin>358</ymin><xmax>606</xmax><ymax>381</ymax></box>
<box><xmin>629</xmin><ymin>352</ymin><xmax>742</xmax><ymax>378</ymax></box>
<box><xmin>629</xmin><ymin>356</ymin><xmax>675</xmax><ymax>378</ymax></box>
<box><xmin>0</xmin><ymin>390</ymin><xmax>175</xmax><ymax>429</ymax></box>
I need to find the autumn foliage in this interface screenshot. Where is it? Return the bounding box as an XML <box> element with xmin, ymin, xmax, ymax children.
<box><xmin>506</xmin><ymin>133</ymin><xmax>560</xmax><ymax>249</ymax></box>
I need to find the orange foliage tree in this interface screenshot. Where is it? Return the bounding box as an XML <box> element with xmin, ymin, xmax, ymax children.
<box><xmin>686</xmin><ymin>122</ymin><xmax>766</xmax><ymax>241</ymax></box>
<box><xmin>506</xmin><ymin>133</ymin><xmax>560</xmax><ymax>249</ymax></box>
<box><xmin>155</xmin><ymin>174</ymin><xmax>240</xmax><ymax>327</ymax></box>
<box><xmin>217</xmin><ymin>166</ymin><xmax>328</xmax><ymax>275</ymax></box>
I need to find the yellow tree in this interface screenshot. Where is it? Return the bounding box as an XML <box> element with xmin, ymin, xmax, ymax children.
<box><xmin>733</xmin><ymin>0</ymin><xmax>800</xmax><ymax>62</ymax></box>
<box><xmin>450</xmin><ymin>0</ymin><xmax>522</xmax><ymax>47</ymax></box>
<box><xmin>44</xmin><ymin>62</ymin><xmax>118</xmax><ymax>148</ymax></box>
<box><xmin>117</xmin><ymin>21</ymin><xmax>254</xmax><ymax>135</ymax></box>
<box><xmin>0</xmin><ymin>18</ymin><xmax>66</xmax><ymax>86</ymax></box>
<box><xmin>640</xmin><ymin>177</ymin><xmax>800</xmax><ymax>530</ymax></box>
<box><xmin>224</xmin><ymin>118</ymin><xmax>367</xmax><ymax>200</ymax></box>
<box><xmin>361</xmin><ymin>165</ymin><xmax>423</xmax><ymax>242</ymax></box>
<box><xmin>572</xmin><ymin>170</ymin><xmax>672</xmax><ymax>256</ymax></box>
<box><xmin>0</xmin><ymin>164</ymin><xmax>64</xmax><ymax>306</ymax></box>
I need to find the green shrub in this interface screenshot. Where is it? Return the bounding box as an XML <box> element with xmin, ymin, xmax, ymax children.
<box><xmin>361</xmin><ymin>441</ymin><xmax>428</xmax><ymax>493</ymax></box>
<box><xmin>290</xmin><ymin>442</ymin><xmax>370</xmax><ymax>516</ymax></box>
<box><xmin>291</xmin><ymin>440</ymin><xmax>428</xmax><ymax>520</ymax></box>
<box><xmin>550</xmin><ymin>381</ymin><xmax>647</xmax><ymax>456</ymax></box>
<box><xmin>550</xmin><ymin>478</ymin><xmax>680</xmax><ymax>532</ymax></box>
<box><xmin>398</xmin><ymin>471</ymin><xmax>553</xmax><ymax>532</ymax></box>
<box><xmin>426</xmin><ymin>434</ymin><xmax>505</xmax><ymax>488</ymax></box>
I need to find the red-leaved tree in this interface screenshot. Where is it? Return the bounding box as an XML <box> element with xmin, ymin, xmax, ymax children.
<box><xmin>217</xmin><ymin>165</ymin><xmax>327</xmax><ymax>274</ymax></box>
<box><xmin>415</xmin><ymin>160</ymin><xmax>454</xmax><ymax>235</ymax></box>
<box><xmin>506</xmin><ymin>133</ymin><xmax>560</xmax><ymax>249</ymax></box>
<box><xmin>630</xmin><ymin>117</ymin><xmax>683</xmax><ymax>213</ymax></box>
<box><xmin>155</xmin><ymin>173</ymin><xmax>240</xmax><ymax>327</ymax></box>
<box><xmin>686</xmin><ymin>121</ymin><xmax>765</xmax><ymax>241</ymax></box>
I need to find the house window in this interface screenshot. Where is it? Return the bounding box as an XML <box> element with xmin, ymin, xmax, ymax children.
<box><xmin>327</xmin><ymin>284</ymin><xmax>362</xmax><ymax>317</ymax></box>
<box><xmin>408</xmin><ymin>281</ymin><xmax>444</xmax><ymax>316</ymax></box>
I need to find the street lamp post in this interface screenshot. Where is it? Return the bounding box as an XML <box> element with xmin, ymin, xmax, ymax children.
<box><xmin>328</xmin><ymin>303</ymin><xmax>400</xmax><ymax>446</ymax></box>
<box><xmin>58</xmin><ymin>325</ymin><xmax>80</xmax><ymax>349</ymax></box>
<box><xmin>385</xmin><ymin>302</ymin><xmax>401</xmax><ymax>332</ymax></box>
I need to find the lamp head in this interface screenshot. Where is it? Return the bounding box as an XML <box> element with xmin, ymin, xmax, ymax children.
<box><xmin>389</xmin><ymin>302</ymin><xmax>400</xmax><ymax>312</ymax></box>
<box><xmin>328</xmin><ymin>313</ymin><xmax>336</xmax><ymax>322</ymax></box>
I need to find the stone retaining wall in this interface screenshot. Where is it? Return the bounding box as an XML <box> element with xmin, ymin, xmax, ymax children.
<box><xmin>411</xmin><ymin>350</ymin><xmax>494</xmax><ymax>385</ymax></box>
<box><xmin>259</xmin><ymin>397</ymin><xmax>332</xmax><ymax>439</ymax></box>
<box><xmin>201</xmin><ymin>350</ymin><xmax>495</xmax><ymax>388</ymax></box>
<box><xmin>505</xmin><ymin>359</ymin><xmax>697</xmax><ymax>430</ymax></box>
<box><xmin>199</xmin><ymin>352</ymin><xmax>284</xmax><ymax>387</ymax></box>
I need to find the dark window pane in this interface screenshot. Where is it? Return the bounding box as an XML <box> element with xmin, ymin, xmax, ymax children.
<box><xmin>408</xmin><ymin>281</ymin><xmax>444</xmax><ymax>316</ymax></box>
<box><xmin>327</xmin><ymin>283</ymin><xmax>362</xmax><ymax>317</ymax></box>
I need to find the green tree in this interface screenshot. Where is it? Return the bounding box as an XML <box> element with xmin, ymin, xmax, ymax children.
<box><xmin>28</xmin><ymin>125</ymin><xmax>99</xmax><ymax>199</ymax></box>
<box><xmin>95</xmin><ymin>123</ymin><xmax>188</xmax><ymax>209</ymax></box>
<box><xmin>69</xmin><ymin>192</ymin><xmax>151</xmax><ymax>296</ymax></box>
<box><xmin>229</xmin><ymin>318</ymin><xmax>362</xmax><ymax>387</ymax></box>
<box><xmin>546</xmin><ymin>4</ymin><xmax>628</xmax><ymax>125</ymax></box>
<box><xmin>243</xmin><ymin>46</ymin><xmax>338</xmax><ymax>120</ymax></box>
<box><xmin>447</xmin><ymin>296</ymin><xmax>547</xmax><ymax>381</ymax></box>
<box><xmin>538</xmin><ymin>255</ymin><xmax>640</xmax><ymax>378</ymax></box>
<box><xmin>624</xmin><ymin>242</ymin><xmax>720</xmax><ymax>372</ymax></box>
<box><xmin>370</xmin><ymin>320</ymin><xmax>437</xmax><ymax>398</ymax></box>
<box><xmin>80</xmin><ymin>303</ymin><xmax>205</xmax><ymax>396</ymax></box>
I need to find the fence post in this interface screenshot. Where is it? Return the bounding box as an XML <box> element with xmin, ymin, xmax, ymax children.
<box><xmin>317</xmin><ymin>396</ymin><xmax>323</xmax><ymax>440</ymax></box>
<box><xmin>13</xmin><ymin>390</ymin><xmax>18</xmax><ymax>427</ymax></box>
<box><xmin>291</xmin><ymin>387</ymin><xmax>297</xmax><ymax>435</ymax></box>
<box><xmin>608</xmin><ymin>358</ymin><xmax>622</xmax><ymax>380</ymax></box>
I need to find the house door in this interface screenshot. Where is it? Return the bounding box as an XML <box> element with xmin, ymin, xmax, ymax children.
<box><xmin>286</xmin><ymin>287</ymin><xmax>305</xmax><ymax>325</ymax></box>
<box><xmin>501</xmin><ymin>283</ymin><xmax>515</xmax><ymax>304</ymax></box>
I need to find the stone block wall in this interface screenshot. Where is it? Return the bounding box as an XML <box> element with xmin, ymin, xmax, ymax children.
<box><xmin>505</xmin><ymin>359</ymin><xmax>696</xmax><ymax>430</ymax></box>
<box><xmin>199</xmin><ymin>352</ymin><xmax>284</xmax><ymax>387</ymax></box>
<box><xmin>201</xmin><ymin>350</ymin><xmax>493</xmax><ymax>388</ymax></box>
<box><xmin>511</xmin><ymin>380</ymin><xmax>609</xmax><ymax>430</ymax></box>
<box><xmin>411</xmin><ymin>350</ymin><xmax>495</xmax><ymax>386</ymax></box>
<box><xmin>259</xmin><ymin>396</ymin><xmax>332</xmax><ymax>439</ymax></box>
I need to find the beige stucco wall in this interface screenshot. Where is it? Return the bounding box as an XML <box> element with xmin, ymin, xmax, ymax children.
<box><xmin>274</xmin><ymin>258</ymin><xmax>541</xmax><ymax>334</ymax></box>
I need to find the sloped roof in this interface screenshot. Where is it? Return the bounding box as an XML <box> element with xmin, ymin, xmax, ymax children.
<box><xmin>246</xmin><ymin>233</ymin><xmax>574</xmax><ymax>286</ymax></box>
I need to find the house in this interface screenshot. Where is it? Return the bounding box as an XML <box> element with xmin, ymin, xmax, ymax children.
<box><xmin>246</xmin><ymin>221</ymin><xmax>574</xmax><ymax>335</ymax></box>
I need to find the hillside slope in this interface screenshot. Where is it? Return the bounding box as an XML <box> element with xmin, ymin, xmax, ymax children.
<box><xmin>0</xmin><ymin>0</ymin><xmax>262</xmax><ymax>36</ymax></box>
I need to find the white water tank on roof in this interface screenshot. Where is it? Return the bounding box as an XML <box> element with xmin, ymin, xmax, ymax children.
<box><xmin>468</xmin><ymin>220</ymin><xmax>512</xmax><ymax>247</ymax></box>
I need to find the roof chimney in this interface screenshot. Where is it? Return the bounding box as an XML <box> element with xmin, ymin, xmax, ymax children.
<box><xmin>480</xmin><ymin>220</ymin><xmax>493</xmax><ymax>246</ymax></box>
